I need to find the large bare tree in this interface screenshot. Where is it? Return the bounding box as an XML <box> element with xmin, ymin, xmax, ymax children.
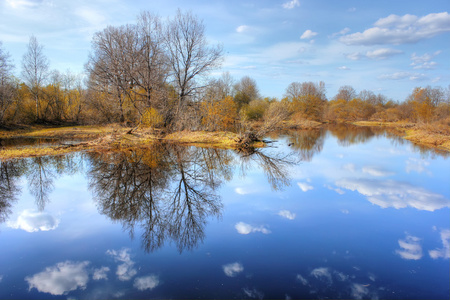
<box><xmin>21</xmin><ymin>35</ymin><xmax>49</xmax><ymax>122</ymax></box>
<box><xmin>164</xmin><ymin>10</ymin><xmax>223</xmax><ymax>126</ymax></box>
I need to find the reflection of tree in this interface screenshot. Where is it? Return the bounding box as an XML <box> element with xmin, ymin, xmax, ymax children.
<box><xmin>0</xmin><ymin>160</ymin><xmax>22</xmax><ymax>224</ymax></box>
<box><xmin>88</xmin><ymin>144</ymin><xmax>229</xmax><ymax>253</ymax></box>
<box><xmin>237</xmin><ymin>148</ymin><xmax>296</xmax><ymax>191</ymax></box>
<box><xmin>327</xmin><ymin>124</ymin><xmax>376</xmax><ymax>147</ymax></box>
<box><xmin>287</xmin><ymin>129</ymin><xmax>325</xmax><ymax>162</ymax></box>
<box><xmin>25</xmin><ymin>157</ymin><xmax>56</xmax><ymax>211</ymax></box>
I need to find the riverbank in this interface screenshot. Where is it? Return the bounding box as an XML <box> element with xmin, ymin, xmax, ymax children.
<box><xmin>353</xmin><ymin>121</ymin><xmax>450</xmax><ymax>152</ymax></box>
<box><xmin>0</xmin><ymin>125</ymin><xmax>253</xmax><ymax>160</ymax></box>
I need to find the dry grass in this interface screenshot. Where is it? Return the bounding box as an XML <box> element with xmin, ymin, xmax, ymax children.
<box><xmin>164</xmin><ymin>131</ymin><xmax>246</xmax><ymax>148</ymax></box>
<box><xmin>353</xmin><ymin>120</ymin><xmax>450</xmax><ymax>152</ymax></box>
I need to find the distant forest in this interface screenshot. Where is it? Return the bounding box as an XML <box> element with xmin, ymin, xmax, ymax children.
<box><xmin>0</xmin><ymin>10</ymin><xmax>449</xmax><ymax>132</ymax></box>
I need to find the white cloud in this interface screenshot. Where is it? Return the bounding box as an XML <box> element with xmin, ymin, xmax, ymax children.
<box><xmin>243</xmin><ymin>287</ymin><xmax>264</xmax><ymax>299</ymax></box>
<box><xmin>235</xmin><ymin>222</ymin><xmax>271</xmax><ymax>234</ymax></box>
<box><xmin>133</xmin><ymin>275</ymin><xmax>160</xmax><ymax>291</ymax></box>
<box><xmin>74</xmin><ymin>7</ymin><xmax>106</xmax><ymax>27</ymax></box>
<box><xmin>5</xmin><ymin>0</ymin><xmax>40</xmax><ymax>9</ymax></box>
<box><xmin>25</xmin><ymin>261</ymin><xmax>90</xmax><ymax>295</ymax></box>
<box><xmin>235</xmin><ymin>187</ymin><xmax>255</xmax><ymax>195</ymax></box>
<box><xmin>429</xmin><ymin>229</ymin><xmax>450</xmax><ymax>259</ymax></box>
<box><xmin>340</xmin><ymin>12</ymin><xmax>450</xmax><ymax>45</ymax></box>
<box><xmin>405</xmin><ymin>158</ymin><xmax>430</xmax><ymax>174</ymax></box>
<box><xmin>345</xmin><ymin>52</ymin><xmax>363</xmax><ymax>60</ymax></box>
<box><xmin>236</xmin><ymin>25</ymin><xmax>250</xmax><ymax>33</ymax></box>
<box><xmin>335</xmin><ymin>178</ymin><xmax>450</xmax><ymax>211</ymax></box>
<box><xmin>282</xmin><ymin>0</ymin><xmax>300</xmax><ymax>9</ymax></box>
<box><xmin>93</xmin><ymin>267</ymin><xmax>110</xmax><ymax>280</ymax></box>
<box><xmin>341</xmin><ymin>209</ymin><xmax>349</xmax><ymax>214</ymax></box>
<box><xmin>338</xmin><ymin>66</ymin><xmax>350</xmax><ymax>70</ymax></box>
<box><xmin>325</xmin><ymin>184</ymin><xmax>345</xmax><ymax>195</ymax></box>
<box><xmin>342</xmin><ymin>163</ymin><xmax>356</xmax><ymax>172</ymax></box>
<box><xmin>362</xmin><ymin>166</ymin><xmax>394</xmax><ymax>177</ymax></box>
<box><xmin>331</xmin><ymin>27</ymin><xmax>351</xmax><ymax>37</ymax></box>
<box><xmin>106</xmin><ymin>248</ymin><xmax>137</xmax><ymax>281</ymax></box>
<box><xmin>351</xmin><ymin>283</ymin><xmax>370</xmax><ymax>300</ymax></box>
<box><xmin>410</xmin><ymin>51</ymin><xmax>441</xmax><ymax>69</ymax></box>
<box><xmin>300</xmin><ymin>29</ymin><xmax>318</xmax><ymax>39</ymax></box>
<box><xmin>297</xmin><ymin>182</ymin><xmax>313</xmax><ymax>192</ymax></box>
<box><xmin>310</xmin><ymin>267</ymin><xmax>332</xmax><ymax>283</ymax></box>
<box><xmin>378</xmin><ymin>72</ymin><xmax>427</xmax><ymax>81</ymax></box>
<box><xmin>7</xmin><ymin>210</ymin><xmax>59</xmax><ymax>232</ymax></box>
<box><xmin>365</xmin><ymin>48</ymin><xmax>403</xmax><ymax>60</ymax></box>
<box><xmin>396</xmin><ymin>234</ymin><xmax>423</xmax><ymax>260</ymax></box>
<box><xmin>278</xmin><ymin>210</ymin><xmax>296</xmax><ymax>220</ymax></box>
<box><xmin>296</xmin><ymin>274</ymin><xmax>308</xmax><ymax>285</ymax></box>
<box><xmin>223</xmin><ymin>262</ymin><xmax>244</xmax><ymax>277</ymax></box>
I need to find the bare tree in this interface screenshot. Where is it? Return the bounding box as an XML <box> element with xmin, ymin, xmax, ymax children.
<box><xmin>164</xmin><ymin>9</ymin><xmax>223</xmax><ymax>126</ymax></box>
<box><xmin>21</xmin><ymin>35</ymin><xmax>49</xmax><ymax>121</ymax></box>
<box><xmin>333</xmin><ymin>85</ymin><xmax>356</xmax><ymax>102</ymax></box>
<box><xmin>233</xmin><ymin>76</ymin><xmax>260</xmax><ymax>110</ymax></box>
<box><xmin>0</xmin><ymin>41</ymin><xmax>17</xmax><ymax>124</ymax></box>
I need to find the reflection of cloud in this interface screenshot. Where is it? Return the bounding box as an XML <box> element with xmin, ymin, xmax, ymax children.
<box><xmin>93</xmin><ymin>266</ymin><xmax>110</xmax><ymax>280</ymax></box>
<box><xmin>223</xmin><ymin>262</ymin><xmax>244</xmax><ymax>277</ymax></box>
<box><xmin>405</xmin><ymin>158</ymin><xmax>430</xmax><ymax>174</ymax></box>
<box><xmin>334</xmin><ymin>271</ymin><xmax>348</xmax><ymax>281</ymax></box>
<box><xmin>7</xmin><ymin>210</ymin><xmax>59</xmax><ymax>232</ymax></box>
<box><xmin>235</xmin><ymin>222</ymin><xmax>271</xmax><ymax>234</ymax></box>
<box><xmin>243</xmin><ymin>287</ymin><xmax>264</xmax><ymax>299</ymax></box>
<box><xmin>297</xmin><ymin>182</ymin><xmax>313</xmax><ymax>192</ymax></box>
<box><xmin>429</xmin><ymin>229</ymin><xmax>450</xmax><ymax>259</ymax></box>
<box><xmin>341</xmin><ymin>209</ymin><xmax>350</xmax><ymax>214</ymax></box>
<box><xmin>396</xmin><ymin>234</ymin><xmax>422</xmax><ymax>260</ymax></box>
<box><xmin>133</xmin><ymin>275</ymin><xmax>160</xmax><ymax>291</ymax></box>
<box><xmin>310</xmin><ymin>267</ymin><xmax>332</xmax><ymax>283</ymax></box>
<box><xmin>278</xmin><ymin>210</ymin><xmax>296</xmax><ymax>220</ymax></box>
<box><xmin>342</xmin><ymin>163</ymin><xmax>356</xmax><ymax>172</ymax></box>
<box><xmin>106</xmin><ymin>248</ymin><xmax>137</xmax><ymax>281</ymax></box>
<box><xmin>362</xmin><ymin>166</ymin><xmax>394</xmax><ymax>177</ymax></box>
<box><xmin>325</xmin><ymin>184</ymin><xmax>345</xmax><ymax>195</ymax></box>
<box><xmin>296</xmin><ymin>274</ymin><xmax>308</xmax><ymax>285</ymax></box>
<box><xmin>336</xmin><ymin>178</ymin><xmax>450</xmax><ymax>211</ymax></box>
<box><xmin>25</xmin><ymin>261</ymin><xmax>90</xmax><ymax>295</ymax></box>
<box><xmin>235</xmin><ymin>187</ymin><xmax>259</xmax><ymax>195</ymax></box>
<box><xmin>351</xmin><ymin>283</ymin><xmax>370</xmax><ymax>299</ymax></box>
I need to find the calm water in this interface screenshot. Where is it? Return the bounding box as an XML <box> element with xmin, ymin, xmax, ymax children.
<box><xmin>0</xmin><ymin>125</ymin><xmax>449</xmax><ymax>299</ymax></box>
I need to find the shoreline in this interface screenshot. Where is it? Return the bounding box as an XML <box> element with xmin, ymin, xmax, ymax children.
<box><xmin>1</xmin><ymin>122</ymin><xmax>449</xmax><ymax>160</ymax></box>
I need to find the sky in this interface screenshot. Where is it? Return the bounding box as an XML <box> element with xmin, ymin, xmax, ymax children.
<box><xmin>0</xmin><ymin>0</ymin><xmax>449</xmax><ymax>101</ymax></box>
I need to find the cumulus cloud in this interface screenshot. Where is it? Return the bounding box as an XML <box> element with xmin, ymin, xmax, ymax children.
<box><xmin>365</xmin><ymin>48</ymin><xmax>403</xmax><ymax>60</ymax></box>
<box><xmin>282</xmin><ymin>0</ymin><xmax>300</xmax><ymax>9</ymax></box>
<box><xmin>106</xmin><ymin>248</ymin><xmax>137</xmax><ymax>281</ymax></box>
<box><xmin>235</xmin><ymin>222</ymin><xmax>271</xmax><ymax>234</ymax></box>
<box><xmin>223</xmin><ymin>262</ymin><xmax>244</xmax><ymax>277</ymax></box>
<box><xmin>300</xmin><ymin>29</ymin><xmax>318</xmax><ymax>39</ymax></box>
<box><xmin>236</xmin><ymin>25</ymin><xmax>250</xmax><ymax>33</ymax></box>
<box><xmin>5</xmin><ymin>0</ymin><xmax>40</xmax><ymax>9</ymax></box>
<box><xmin>297</xmin><ymin>182</ymin><xmax>313</xmax><ymax>192</ymax></box>
<box><xmin>410</xmin><ymin>51</ymin><xmax>440</xmax><ymax>69</ymax></box>
<box><xmin>429</xmin><ymin>229</ymin><xmax>450</xmax><ymax>259</ymax></box>
<box><xmin>345</xmin><ymin>52</ymin><xmax>363</xmax><ymax>60</ymax></box>
<box><xmin>278</xmin><ymin>210</ymin><xmax>296</xmax><ymax>220</ymax></box>
<box><xmin>25</xmin><ymin>261</ymin><xmax>90</xmax><ymax>295</ymax></box>
<box><xmin>310</xmin><ymin>267</ymin><xmax>332</xmax><ymax>283</ymax></box>
<box><xmin>7</xmin><ymin>210</ymin><xmax>59</xmax><ymax>232</ymax></box>
<box><xmin>351</xmin><ymin>283</ymin><xmax>370</xmax><ymax>299</ymax></box>
<box><xmin>325</xmin><ymin>184</ymin><xmax>345</xmax><ymax>195</ymax></box>
<box><xmin>336</xmin><ymin>178</ymin><xmax>450</xmax><ymax>211</ymax></box>
<box><xmin>93</xmin><ymin>267</ymin><xmax>110</xmax><ymax>280</ymax></box>
<box><xmin>362</xmin><ymin>166</ymin><xmax>394</xmax><ymax>177</ymax></box>
<box><xmin>133</xmin><ymin>275</ymin><xmax>160</xmax><ymax>291</ymax></box>
<box><xmin>396</xmin><ymin>234</ymin><xmax>423</xmax><ymax>260</ymax></box>
<box><xmin>340</xmin><ymin>12</ymin><xmax>450</xmax><ymax>45</ymax></box>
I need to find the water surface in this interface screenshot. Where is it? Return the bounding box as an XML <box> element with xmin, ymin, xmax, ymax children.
<box><xmin>0</xmin><ymin>126</ymin><xmax>449</xmax><ymax>299</ymax></box>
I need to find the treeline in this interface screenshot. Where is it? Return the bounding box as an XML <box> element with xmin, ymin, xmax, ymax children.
<box><xmin>0</xmin><ymin>10</ymin><xmax>449</xmax><ymax>132</ymax></box>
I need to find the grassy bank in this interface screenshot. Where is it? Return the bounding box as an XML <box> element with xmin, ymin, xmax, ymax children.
<box><xmin>0</xmin><ymin>125</ymin><xmax>254</xmax><ymax>160</ymax></box>
<box><xmin>353</xmin><ymin>121</ymin><xmax>450</xmax><ymax>152</ymax></box>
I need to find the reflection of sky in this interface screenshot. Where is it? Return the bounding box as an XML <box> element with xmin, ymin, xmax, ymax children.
<box><xmin>0</xmin><ymin>131</ymin><xmax>449</xmax><ymax>299</ymax></box>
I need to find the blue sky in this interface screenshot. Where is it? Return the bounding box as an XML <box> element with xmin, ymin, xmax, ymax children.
<box><xmin>0</xmin><ymin>0</ymin><xmax>449</xmax><ymax>101</ymax></box>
